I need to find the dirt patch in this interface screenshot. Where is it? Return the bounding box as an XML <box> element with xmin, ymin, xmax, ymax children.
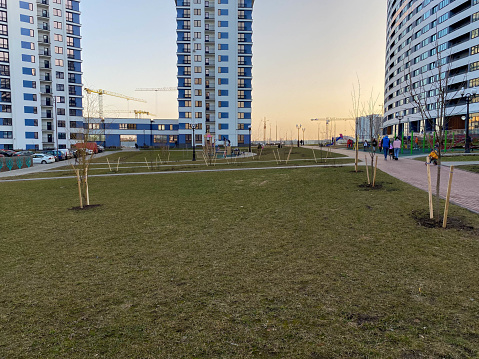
<box><xmin>70</xmin><ymin>204</ymin><xmax>102</xmax><ymax>211</ymax></box>
<box><xmin>358</xmin><ymin>183</ymin><xmax>383</xmax><ymax>190</ymax></box>
<box><xmin>349</xmin><ymin>170</ymin><xmax>364</xmax><ymax>173</ymax></box>
<box><xmin>411</xmin><ymin>210</ymin><xmax>477</xmax><ymax>232</ymax></box>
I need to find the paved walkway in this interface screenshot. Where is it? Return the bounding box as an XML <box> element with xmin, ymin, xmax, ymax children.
<box><xmin>0</xmin><ymin>150</ymin><xmax>114</xmax><ymax>179</ymax></box>
<box><xmin>324</xmin><ymin>147</ymin><xmax>479</xmax><ymax>214</ymax></box>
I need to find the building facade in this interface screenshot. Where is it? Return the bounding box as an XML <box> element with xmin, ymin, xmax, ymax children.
<box><xmin>384</xmin><ymin>0</ymin><xmax>479</xmax><ymax>135</ymax></box>
<box><xmin>0</xmin><ymin>0</ymin><xmax>82</xmax><ymax>151</ymax></box>
<box><xmin>176</xmin><ymin>0</ymin><xmax>253</xmax><ymax>147</ymax></box>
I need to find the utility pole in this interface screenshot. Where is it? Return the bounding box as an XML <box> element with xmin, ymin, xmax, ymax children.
<box><xmin>263</xmin><ymin>117</ymin><xmax>267</xmax><ymax>144</ymax></box>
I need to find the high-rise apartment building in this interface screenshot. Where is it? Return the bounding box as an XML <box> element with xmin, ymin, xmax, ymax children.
<box><xmin>175</xmin><ymin>0</ymin><xmax>254</xmax><ymax>147</ymax></box>
<box><xmin>0</xmin><ymin>0</ymin><xmax>82</xmax><ymax>151</ymax></box>
<box><xmin>384</xmin><ymin>0</ymin><xmax>479</xmax><ymax>135</ymax></box>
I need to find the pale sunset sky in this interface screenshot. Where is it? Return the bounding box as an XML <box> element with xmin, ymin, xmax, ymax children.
<box><xmin>81</xmin><ymin>0</ymin><xmax>387</xmax><ymax>140</ymax></box>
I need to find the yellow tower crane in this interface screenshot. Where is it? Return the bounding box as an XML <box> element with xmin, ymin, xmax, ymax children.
<box><xmin>135</xmin><ymin>87</ymin><xmax>177</xmax><ymax>115</ymax></box>
<box><xmin>84</xmin><ymin>88</ymin><xmax>147</xmax><ymax>120</ymax></box>
<box><xmin>106</xmin><ymin>110</ymin><xmax>157</xmax><ymax>119</ymax></box>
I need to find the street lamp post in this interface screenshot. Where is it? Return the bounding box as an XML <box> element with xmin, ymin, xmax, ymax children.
<box><xmin>101</xmin><ymin>119</ymin><xmax>105</xmax><ymax>148</ymax></box>
<box><xmin>296</xmin><ymin>124</ymin><xmax>301</xmax><ymax>147</ymax></box>
<box><xmin>192</xmin><ymin>124</ymin><xmax>196</xmax><ymax>161</ymax></box>
<box><xmin>461</xmin><ymin>87</ymin><xmax>477</xmax><ymax>153</ymax></box>
<box><xmin>150</xmin><ymin>119</ymin><xmax>154</xmax><ymax>148</ymax></box>
<box><xmin>248</xmin><ymin>125</ymin><xmax>252</xmax><ymax>153</ymax></box>
<box><xmin>302</xmin><ymin>127</ymin><xmax>306</xmax><ymax>146</ymax></box>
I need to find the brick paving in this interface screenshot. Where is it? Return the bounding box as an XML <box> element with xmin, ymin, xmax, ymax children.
<box><xmin>327</xmin><ymin>147</ymin><xmax>479</xmax><ymax>214</ymax></box>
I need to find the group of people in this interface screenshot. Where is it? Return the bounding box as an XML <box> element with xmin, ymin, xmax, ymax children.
<box><xmin>362</xmin><ymin>136</ymin><xmax>402</xmax><ymax>160</ymax></box>
<box><xmin>379</xmin><ymin>135</ymin><xmax>402</xmax><ymax>161</ymax></box>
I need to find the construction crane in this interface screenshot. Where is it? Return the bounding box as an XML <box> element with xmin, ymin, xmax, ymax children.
<box><xmin>84</xmin><ymin>88</ymin><xmax>147</xmax><ymax>120</ymax></box>
<box><xmin>136</xmin><ymin>87</ymin><xmax>177</xmax><ymax>115</ymax></box>
<box><xmin>106</xmin><ymin>110</ymin><xmax>157</xmax><ymax>119</ymax></box>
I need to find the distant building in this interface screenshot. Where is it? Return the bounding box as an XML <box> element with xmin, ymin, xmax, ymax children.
<box><xmin>356</xmin><ymin>114</ymin><xmax>382</xmax><ymax>141</ymax></box>
<box><xmin>383</xmin><ymin>0</ymin><xmax>479</xmax><ymax>135</ymax></box>
<box><xmin>175</xmin><ymin>0</ymin><xmax>254</xmax><ymax>147</ymax></box>
<box><xmin>0</xmin><ymin>0</ymin><xmax>83</xmax><ymax>150</ymax></box>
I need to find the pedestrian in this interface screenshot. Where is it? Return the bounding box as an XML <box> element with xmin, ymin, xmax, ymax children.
<box><xmin>414</xmin><ymin>136</ymin><xmax>419</xmax><ymax>150</ymax></box>
<box><xmin>379</xmin><ymin>137</ymin><xmax>383</xmax><ymax>153</ymax></box>
<box><xmin>393</xmin><ymin>137</ymin><xmax>401</xmax><ymax>160</ymax></box>
<box><xmin>382</xmin><ymin>135</ymin><xmax>390</xmax><ymax>160</ymax></box>
<box><xmin>363</xmin><ymin>140</ymin><xmax>368</xmax><ymax>151</ymax></box>
<box><xmin>372</xmin><ymin>138</ymin><xmax>378</xmax><ymax>152</ymax></box>
<box><xmin>389</xmin><ymin>141</ymin><xmax>394</xmax><ymax>160</ymax></box>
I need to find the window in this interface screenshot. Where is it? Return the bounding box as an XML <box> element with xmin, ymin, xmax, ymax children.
<box><xmin>54</xmin><ymin>21</ymin><xmax>62</xmax><ymax>29</ymax></box>
<box><xmin>56</xmin><ymin>84</ymin><xmax>64</xmax><ymax>91</ymax></box>
<box><xmin>194</xmin><ymin>66</ymin><xmax>202</xmax><ymax>73</ymax></box>
<box><xmin>54</xmin><ymin>33</ymin><xmax>63</xmax><ymax>41</ymax></box>
<box><xmin>194</xmin><ymin>78</ymin><xmax>202</xmax><ymax>85</ymax></box>
<box><xmin>194</xmin><ymin>20</ymin><xmax>201</xmax><ymax>27</ymax></box>
<box><xmin>56</xmin><ymin>71</ymin><xmax>64</xmax><ymax>79</ymax></box>
<box><xmin>119</xmin><ymin>123</ymin><xmax>137</xmax><ymax>130</ymax></box>
<box><xmin>194</xmin><ymin>55</ymin><xmax>202</xmax><ymax>62</ymax></box>
<box><xmin>0</xmin><ymin>78</ymin><xmax>9</xmax><ymax>89</ymax></box>
<box><xmin>0</xmin><ymin>51</ymin><xmax>8</xmax><ymax>62</ymax></box>
<box><xmin>53</xmin><ymin>8</ymin><xmax>62</xmax><ymax>16</ymax></box>
<box><xmin>194</xmin><ymin>9</ymin><xmax>201</xmax><ymax>15</ymax></box>
<box><xmin>55</xmin><ymin>59</ymin><xmax>64</xmax><ymax>66</ymax></box>
<box><xmin>194</xmin><ymin>32</ymin><xmax>201</xmax><ymax>39</ymax></box>
<box><xmin>55</xmin><ymin>46</ymin><xmax>63</xmax><ymax>54</ymax></box>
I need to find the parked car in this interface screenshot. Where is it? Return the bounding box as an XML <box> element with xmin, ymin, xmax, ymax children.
<box><xmin>97</xmin><ymin>145</ymin><xmax>104</xmax><ymax>153</ymax></box>
<box><xmin>32</xmin><ymin>154</ymin><xmax>55</xmax><ymax>164</ymax></box>
<box><xmin>43</xmin><ymin>150</ymin><xmax>65</xmax><ymax>161</ymax></box>
<box><xmin>0</xmin><ymin>150</ymin><xmax>17</xmax><ymax>157</ymax></box>
<box><xmin>58</xmin><ymin>149</ymin><xmax>73</xmax><ymax>159</ymax></box>
<box><xmin>16</xmin><ymin>151</ymin><xmax>34</xmax><ymax>157</ymax></box>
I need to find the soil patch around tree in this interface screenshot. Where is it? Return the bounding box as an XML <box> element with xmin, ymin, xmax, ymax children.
<box><xmin>69</xmin><ymin>204</ymin><xmax>102</xmax><ymax>211</ymax></box>
<box><xmin>411</xmin><ymin>210</ymin><xmax>477</xmax><ymax>232</ymax></box>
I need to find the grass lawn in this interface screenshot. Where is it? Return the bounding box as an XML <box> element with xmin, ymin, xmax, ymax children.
<box><xmin>414</xmin><ymin>154</ymin><xmax>479</xmax><ymax>162</ymax></box>
<box><xmin>7</xmin><ymin>147</ymin><xmax>351</xmax><ymax>180</ymax></box>
<box><xmin>456</xmin><ymin>165</ymin><xmax>479</xmax><ymax>173</ymax></box>
<box><xmin>1</xmin><ymin>167</ymin><xmax>479</xmax><ymax>358</ymax></box>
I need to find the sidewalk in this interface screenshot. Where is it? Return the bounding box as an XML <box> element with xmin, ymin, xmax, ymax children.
<box><xmin>0</xmin><ymin>150</ymin><xmax>114</xmax><ymax>179</ymax></box>
<box><xmin>323</xmin><ymin>147</ymin><xmax>479</xmax><ymax>214</ymax></box>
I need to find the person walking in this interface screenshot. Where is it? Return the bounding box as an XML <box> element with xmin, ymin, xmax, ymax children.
<box><xmin>393</xmin><ymin>137</ymin><xmax>401</xmax><ymax>160</ymax></box>
<box><xmin>382</xmin><ymin>135</ymin><xmax>390</xmax><ymax>160</ymax></box>
<box><xmin>372</xmin><ymin>138</ymin><xmax>378</xmax><ymax>152</ymax></box>
<box><xmin>363</xmin><ymin>140</ymin><xmax>368</xmax><ymax>151</ymax></box>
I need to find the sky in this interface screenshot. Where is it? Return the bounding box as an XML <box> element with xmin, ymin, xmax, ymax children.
<box><xmin>81</xmin><ymin>0</ymin><xmax>388</xmax><ymax>140</ymax></box>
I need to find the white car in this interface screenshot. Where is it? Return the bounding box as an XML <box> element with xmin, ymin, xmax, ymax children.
<box><xmin>32</xmin><ymin>154</ymin><xmax>55</xmax><ymax>164</ymax></box>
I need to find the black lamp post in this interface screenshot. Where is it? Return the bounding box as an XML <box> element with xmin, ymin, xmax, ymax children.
<box><xmin>101</xmin><ymin>119</ymin><xmax>106</xmax><ymax>148</ymax></box>
<box><xmin>248</xmin><ymin>125</ymin><xmax>252</xmax><ymax>152</ymax></box>
<box><xmin>150</xmin><ymin>119</ymin><xmax>154</xmax><ymax>148</ymax></box>
<box><xmin>192</xmin><ymin>124</ymin><xmax>196</xmax><ymax>161</ymax></box>
<box><xmin>296</xmin><ymin>124</ymin><xmax>301</xmax><ymax>147</ymax></box>
<box><xmin>461</xmin><ymin>87</ymin><xmax>477</xmax><ymax>153</ymax></box>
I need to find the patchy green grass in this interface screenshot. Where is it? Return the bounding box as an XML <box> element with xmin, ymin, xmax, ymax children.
<box><xmin>456</xmin><ymin>165</ymin><xmax>479</xmax><ymax>173</ymax></box>
<box><xmin>1</xmin><ymin>167</ymin><xmax>479</xmax><ymax>358</ymax></box>
<box><xmin>414</xmin><ymin>154</ymin><xmax>479</xmax><ymax>162</ymax></box>
<box><xmin>6</xmin><ymin>147</ymin><xmax>350</xmax><ymax>180</ymax></box>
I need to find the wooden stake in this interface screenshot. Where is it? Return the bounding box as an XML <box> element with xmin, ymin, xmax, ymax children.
<box><xmin>145</xmin><ymin>157</ymin><xmax>150</xmax><ymax>170</ymax></box>
<box><xmin>443</xmin><ymin>166</ymin><xmax>454</xmax><ymax>228</ymax></box>
<box><xmin>85</xmin><ymin>168</ymin><xmax>90</xmax><ymax>206</ymax></box>
<box><xmin>365</xmin><ymin>156</ymin><xmax>370</xmax><ymax>184</ymax></box>
<box><xmin>286</xmin><ymin>147</ymin><xmax>293</xmax><ymax>164</ymax></box>
<box><xmin>116</xmin><ymin>157</ymin><xmax>120</xmax><ymax>172</ymax></box>
<box><xmin>373</xmin><ymin>156</ymin><xmax>378</xmax><ymax>187</ymax></box>
<box><xmin>75</xmin><ymin>169</ymin><xmax>83</xmax><ymax>209</ymax></box>
<box><xmin>427</xmin><ymin>162</ymin><xmax>434</xmax><ymax>219</ymax></box>
<box><xmin>106</xmin><ymin>158</ymin><xmax>112</xmax><ymax>172</ymax></box>
<box><xmin>273</xmin><ymin>149</ymin><xmax>279</xmax><ymax>164</ymax></box>
<box><xmin>312</xmin><ymin>149</ymin><xmax>318</xmax><ymax>163</ymax></box>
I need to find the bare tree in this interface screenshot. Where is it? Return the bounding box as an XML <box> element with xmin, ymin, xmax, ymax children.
<box><xmin>351</xmin><ymin>77</ymin><xmax>361</xmax><ymax>172</ymax></box>
<box><xmin>70</xmin><ymin>91</ymin><xmax>98</xmax><ymax>208</ymax></box>
<box><xmin>403</xmin><ymin>41</ymin><xmax>465</xmax><ymax>220</ymax></box>
<box><xmin>361</xmin><ymin>91</ymin><xmax>381</xmax><ymax>185</ymax></box>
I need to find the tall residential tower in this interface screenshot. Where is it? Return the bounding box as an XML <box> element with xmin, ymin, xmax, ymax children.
<box><xmin>176</xmin><ymin>0</ymin><xmax>254</xmax><ymax>147</ymax></box>
<box><xmin>384</xmin><ymin>0</ymin><xmax>479</xmax><ymax>135</ymax></box>
<box><xmin>0</xmin><ymin>0</ymin><xmax>82</xmax><ymax>151</ymax></box>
